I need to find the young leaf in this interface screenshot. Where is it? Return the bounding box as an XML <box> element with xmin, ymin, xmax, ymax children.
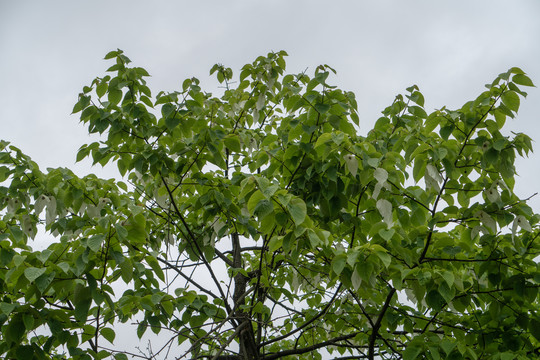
<box><xmin>374</xmin><ymin>167</ymin><xmax>388</xmax><ymax>184</ymax></box>
<box><xmin>351</xmin><ymin>266</ymin><xmax>362</xmax><ymax>290</ymax></box>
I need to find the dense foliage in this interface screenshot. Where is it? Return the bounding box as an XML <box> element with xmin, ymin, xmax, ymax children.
<box><xmin>0</xmin><ymin>50</ymin><xmax>539</xmax><ymax>360</ymax></box>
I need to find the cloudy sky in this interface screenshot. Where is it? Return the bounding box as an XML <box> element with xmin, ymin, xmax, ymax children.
<box><xmin>1</xmin><ymin>1</ymin><xmax>539</xmax><ymax>197</ymax></box>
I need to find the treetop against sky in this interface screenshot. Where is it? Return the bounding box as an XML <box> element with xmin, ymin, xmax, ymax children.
<box><xmin>0</xmin><ymin>50</ymin><xmax>539</xmax><ymax>360</ymax></box>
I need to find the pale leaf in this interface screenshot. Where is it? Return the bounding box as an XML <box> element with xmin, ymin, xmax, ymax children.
<box><xmin>376</xmin><ymin>199</ymin><xmax>393</xmax><ymax>227</ymax></box>
<box><xmin>86</xmin><ymin>205</ymin><xmax>99</xmax><ymax>218</ymax></box>
<box><xmin>291</xmin><ymin>271</ymin><xmax>300</xmax><ymax>294</ymax></box>
<box><xmin>372</xmin><ymin>182</ymin><xmax>383</xmax><ymax>200</ymax></box>
<box><xmin>425</xmin><ymin>174</ymin><xmax>440</xmax><ymax>192</ymax></box>
<box><xmin>154</xmin><ymin>192</ymin><xmax>168</xmax><ymax>208</ymax></box>
<box><xmin>374</xmin><ymin>168</ymin><xmax>388</xmax><ymax>184</ymax></box>
<box><xmin>46</xmin><ymin>196</ymin><xmax>57</xmax><ymax>225</ymax></box>
<box><xmin>256</xmin><ymin>94</ymin><xmax>266</xmax><ymax>111</ymax></box>
<box><xmin>351</xmin><ymin>267</ymin><xmax>362</xmax><ymax>290</ymax></box>
<box><xmin>426</xmin><ymin>164</ymin><xmax>442</xmax><ymax>183</ymax></box>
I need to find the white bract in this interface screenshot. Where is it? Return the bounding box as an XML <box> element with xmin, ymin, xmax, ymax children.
<box><xmin>512</xmin><ymin>215</ymin><xmax>532</xmax><ymax>240</ymax></box>
<box><xmin>476</xmin><ymin>210</ymin><xmax>497</xmax><ymax>233</ymax></box>
<box><xmin>343</xmin><ymin>154</ymin><xmax>358</xmax><ymax>178</ymax></box>
<box><xmin>34</xmin><ymin>194</ymin><xmax>50</xmax><ymax>216</ymax></box>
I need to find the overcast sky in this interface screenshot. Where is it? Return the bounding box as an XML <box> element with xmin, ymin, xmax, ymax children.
<box><xmin>1</xmin><ymin>1</ymin><xmax>540</xmax><ymax>357</ymax></box>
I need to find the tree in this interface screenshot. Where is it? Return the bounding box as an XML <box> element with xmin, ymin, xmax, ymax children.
<box><xmin>0</xmin><ymin>50</ymin><xmax>539</xmax><ymax>360</ymax></box>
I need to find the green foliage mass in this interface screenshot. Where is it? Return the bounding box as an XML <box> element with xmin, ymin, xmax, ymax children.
<box><xmin>0</xmin><ymin>50</ymin><xmax>539</xmax><ymax>360</ymax></box>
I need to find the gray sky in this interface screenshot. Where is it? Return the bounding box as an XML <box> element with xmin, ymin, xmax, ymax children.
<box><xmin>1</xmin><ymin>0</ymin><xmax>540</xmax><ymax>356</ymax></box>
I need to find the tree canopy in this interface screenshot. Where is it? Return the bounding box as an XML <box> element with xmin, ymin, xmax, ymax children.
<box><xmin>0</xmin><ymin>50</ymin><xmax>539</xmax><ymax>360</ymax></box>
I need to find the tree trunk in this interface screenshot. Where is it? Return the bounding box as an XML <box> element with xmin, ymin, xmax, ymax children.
<box><xmin>232</xmin><ymin>232</ymin><xmax>259</xmax><ymax>360</ymax></box>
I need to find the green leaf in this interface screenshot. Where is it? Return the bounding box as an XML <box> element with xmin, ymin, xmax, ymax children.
<box><xmin>104</xmin><ymin>50</ymin><xmax>119</xmax><ymax>59</ymax></box>
<box><xmin>22</xmin><ymin>313</ymin><xmax>34</xmax><ymax>330</ymax></box>
<box><xmin>87</xmin><ymin>235</ymin><xmax>105</xmax><ymax>252</ymax></box>
<box><xmin>429</xmin><ymin>346</ymin><xmax>441</xmax><ymax>360</ymax></box>
<box><xmin>120</xmin><ymin>259</ymin><xmax>133</xmax><ymax>283</ymax></box>
<box><xmin>440</xmin><ymin>125</ymin><xmax>453</xmax><ymax>140</ymax></box>
<box><xmin>35</xmin><ymin>272</ymin><xmax>54</xmax><ymax>293</ymax></box>
<box><xmin>0</xmin><ymin>302</ymin><xmax>17</xmax><ymax>315</ymax></box>
<box><xmin>413</xmin><ymin>154</ymin><xmax>427</xmax><ymax>183</ymax></box>
<box><xmin>247</xmin><ymin>190</ymin><xmax>266</xmax><ymax>215</ymax></box>
<box><xmin>374</xmin><ymin>250</ymin><xmax>391</xmax><ymax>268</ymax></box>
<box><xmin>24</xmin><ymin>267</ymin><xmax>46</xmax><ymax>282</ymax></box>
<box><xmin>403</xmin><ymin>344</ymin><xmax>422</xmax><ymax>360</ymax></box>
<box><xmin>378</xmin><ymin>228</ymin><xmax>395</xmax><ymax>241</ymax></box>
<box><xmin>16</xmin><ymin>345</ymin><xmax>34</xmax><ymax>359</ymax></box>
<box><xmin>96</xmin><ymin>81</ymin><xmax>108</xmax><ymax>98</ymax></box>
<box><xmin>501</xmin><ymin>91</ymin><xmax>520</xmax><ymax>112</ymax></box>
<box><xmin>409</xmin><ymin>105</ymin><xmax>427</xmax><ymax>118</ymax></box>
<box><xmin>512</xmin><ymin>73</ymin><xmax>535</xmax><ymax>87</ymax></box>
<box><xmin>223</xmin><ymin>134</ymin><xmax>241</xmax><ymax>153</ymax></box>
<box><xmin>146</xmin><ymin>255</ymin><xmax>165</xmax><ymax>282</ymax></box>
<box><xmin>73</xmin><ymin>284</ymin><xmax>92</xmax><ymax>322</ymax></box>
<box><xmin>314</xmin><ymin>133</ymin><xmax>332</xmax><ymax>148</ymax></box>
<box><xmin>165</xmin><ymin>114</ymin><xmax>181</xmax><ymax>130</ymax></box>
<box><xmin>108</xmin><ymin>89</ymin><xmax>123</xmax><ymax>105</ymax></box>
<box><xmin>332</xmin><ymin>254</ymin><xmax>347</xmax><ymax>276</ymax></box>
<box><xmin>530</xmin><ymin>319</ymin><xmax>540</xmax><ymax>341</ymax></box>
<box><xmin>161</xmin><ymin>300</ymin><xmax>174</xmax><ymax>316</ymax></box>
<box><xmin>287</xmin><ymin>198</ymin><xmax>307</xmax><ymax>225</ymax></box>
<box><xmin>5</xmin><ymin>313</ymin><xmax>26</xmax><ymax>344</ymax></box>
<box><xmin>426</xmin><ymin>289</ymin><xmax>446</xmax><ymax>311</ymax></box>
<box><xmin>439</xmin><ymin>339</ymin><xmax>456</xmax><ymax>355</ymax></box>
<box><xmin>100</xmin><ymin>327</ymin><xmax>116</xmax><ymax>343</ymax></box>
<box><xmin>441</xmin><ymin>271</ymin><xmax>454</xmax><ymax>287</ymax></box>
